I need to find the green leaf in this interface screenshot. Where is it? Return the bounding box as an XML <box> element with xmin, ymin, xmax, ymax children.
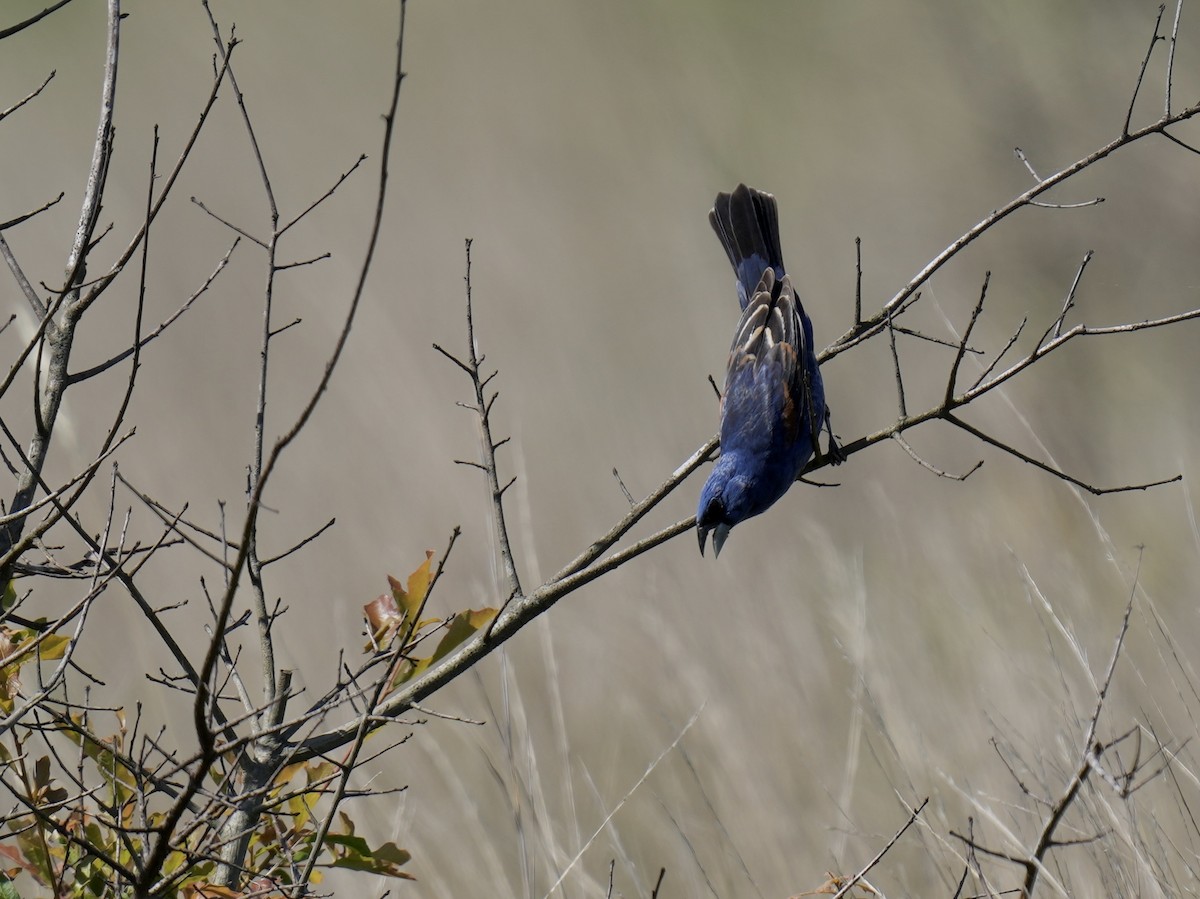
<box><xmin>36</xmin><ymin>634</ymin><xmax>69</xmax><ymax>662</ymax></box>
<box><xmin>330</xmin><ymin>853</ymin><xmax>415</xmax><ymax>879</ymax></box>
<box><xmin>323</xmin><ymin>833</ymin><xmax>372</xmax><ymax>856</ymax></box>
<box><xmin>371</xmin><ymin>841</ymin><xmax>412</xmax><ymax>866</ymax></box>
<box><xmin>0</xmin><ymin>871</ymin><xmax>22</xmax><ymax>899</ymax></box>
<box><xmin>407</xmin><ymin>607</ymin><xmax>496</xmax><ymax>681</ymax></box>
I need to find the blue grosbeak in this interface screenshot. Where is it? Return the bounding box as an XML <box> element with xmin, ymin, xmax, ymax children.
<box><xmin>697</xmin><ymin>184</ymin><xmax>840</xmax><ymax>556</ymax></box>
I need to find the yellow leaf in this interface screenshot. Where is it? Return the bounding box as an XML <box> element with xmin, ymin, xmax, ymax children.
<box><xmin>38</xmin><ymin>634</ymin><xmax>70</xmax><ymax>661</ymax></box>
<box><xmin>389</xmin><ymin>551</ymin><xmax>434</xmax><ymax>622</ymax></box>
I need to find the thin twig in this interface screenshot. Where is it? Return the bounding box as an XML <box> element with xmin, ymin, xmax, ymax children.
<box><xmin>946</xmin><ymin>413</ymin><xmax>1178</xmax><ymax>495</ymax></box>
<box><xmin>892</xmin><ymin>434</ymin><xmax>982</xmax><ymax>481</ymax></box>
<box><xmin>1166</xmin><ymin>0</ymin><xmax>1184</xmax><ymax>115</ymax></box>
<box><xmin>831</xmin><ymin>799</ymin><xmax>929</xmax><ymax>899</ymax></box>
<box><xmin>69</xmin><ymin>238</ymin><xmax>239</xmax><ymax>385</ymax></box>
<box><xmin>0</xmin><ymin>69</ymin><xmax>56</xmax><ymax>123</ymax></box>
<box><xmin>1020</xmin><ymin>562</ymin><xmax>1139</xmax><ymax>899</ymax></box>
<box><xmin>0</xmin><ymin>191</ymin><xmax>64</xmax><ymax>231</ymax></box>
<box><xmin>543</xmin><ymin>706</ymin><xmax>703</xmax><ymax>899</ymax></box>
<box><xmin>1050</xmin><ymin>251</ymin><xmax>1094</xmax><ymax>342</ymax></box>
<box><xmin>825</xmin><ymin>91</ymin><xmax>1200</xmax><ymax>361</ymax></box>
<box><xmin>887</xmin><ymin>309</ymin><xmax>906</xmax><ymax>417</ymax></box>
<box><xmin>279</xmin><ymin>153</ymin><xmax>368</xmax><ymax>235</ymax></box>
<box><xmin>0</xmin><ymin>0</ymin><xmax>77</xmax><ymax>39</ymax></box>
<box><xmin>1125</xmin><ymin>4</ymin><xmax>1167</xmax><ymax>136</ymax></box>
<box><xmin>945</xmin><ymin>272</ymin><xmax>990</xmax><ymax>407</ymax></box>
<box><xmin>440</xmin><ymin>238</ymin><xmax>524</xmax><ymax>599</ymax></box>
<box><xmin>853</xmin><ymin>235</ymin><xmax>863</xmax><ymax>328</ymax></box>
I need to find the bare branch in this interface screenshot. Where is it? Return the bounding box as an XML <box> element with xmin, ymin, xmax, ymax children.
<box><xmin>825</xmin><ymin>94</ymin><xmax>1200</xmax><ymax>361</ymax></box>
<box><xmin>1014</xmin><ymin>146</ymin><xmax>1041</xmax><ymax>181</ymax></box>
<box><xmin>0</xmin><ymin>191</ymin><xmax>64</xmax><ymax>231</ymax></box>
<box><xmin>612</xmin><ymin>467</ymin><xmax>635</xmax><ymax>505</ymax></box>
<box><xmin>1166</xmin><ymin>0</ymin><xmax>1184</xmax><ymax>115</ymax></box>
<box><xmin>0</xmin><ymin>0</ymin><xmax>120</xmax><ymax>582</ymax></box>
<box><xmin>1161</xmin><ymin>129</ymin><xmax>1200</xmax><ymax>155</ymax></box>
<box><xmin>887</xmin><ymin>309</ymin><xmax>906</xmax><ymax>417</ymax></box>
<box><xmin>0</xmin><ymin>69</ymin><xmax>55</xmax><ymax>123</ymax></box>
<box><xmin>67</xmin><ymin>236</ymin><xmax>240</xmax><ymax>384</ymax></box>
<box><xmin>944</xmin><ymin>272</ymin><xmax>990</xmax><ymax>407</ymax></box>
<box><xmin>853</xmin><ymin>235</ymin><xmax>862</xmax><ymax>328</ymax></box>
<box><xmin>544</xmin><ymin>706</ymin><xmax>703</xmax><ymax>898</ymax></box>
<box><xmin>190</xmin><ymin>196</ymin><xmax>267</xmax><ymax>247</ymax></box>
<box><xmin>945</xmin><ymin>413</ymin><xmax>1178</xmax><ymax>495</ymax></box>
<box><xmin>279</xmin><ymin>152</ymin><xmax>368</xmax><ymax>235</ymax></box>
<box><xmin>259</xmin><ymin>517</ymin><xmax>336</xmax><ymax>567</ymax></box>
<box><xmin>0</xmin><ymin>232</ymin><xmax>49</xmax><ymax>318</ymax></box>
<box><xmin>892</xmin><ymin>434</ymin><xmax>982</xmax><ymax>481</ymax></box>
<box><xmin>832</xmin><ymin>798</ymin><xmax>929</xmax><ymax>899</ymax></box>
<box><xmin>438</xmin><ymin>238</ymin><xmax>524</xmax><ymax>599</ymax></box>
<box><xmin>0</xmin><ymin>0</ymin><xmax>77</xmax><ymax>40</ymax></box>
<box><xmin>1029</xmin><ymin>197</ymin><xmax>1105</xmax><ymax>209</ymax></box>
<box><xmin>1125</xmin><ymin>4</ymin><xmax>1167</xmax><ymax>136</ymax></box>
<box><xmin>969</xmin><ymin>316</ymin><xmax>1025</xmax><ymax>392</ymax></box>
<box><xmin>1019</xmin><ymin>566</ymin><xmax>1140</xmax><ymax>899</ymax></box>
<box><xmin>1050</xmin><ymin>251</ymin><xmax>1094</xmax><ymax>342</ymax></box>
<box><xmin>78</xmin><ymin>33</ymin><xmax>238</xmax><ymax>312</ymax></box>
<box><xmin>65</xmin><ymin>0</ymin><xmax>119</xmax><ymax>294</ymax></box>
<box><xmin>275</xmin><ymin>252</ymin><xmax>329</xmax><ymax>271</ymax></box>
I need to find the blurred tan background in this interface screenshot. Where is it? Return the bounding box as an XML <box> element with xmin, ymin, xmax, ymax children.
<box><xmin>3</xmin><ymin>0</ymin><xmax>1200</xmax><ymax>895</ymax></box>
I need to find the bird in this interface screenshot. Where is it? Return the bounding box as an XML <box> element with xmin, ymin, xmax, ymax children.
<box><xmin>697</xmin><ymin>184</ymin><xmax>841</xmax><ymax>557</ymax></box>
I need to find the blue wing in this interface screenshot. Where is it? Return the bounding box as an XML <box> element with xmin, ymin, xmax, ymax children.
<box><xmin>720</xmin><ymin>267</ymin><xmax>821</xmax><ymax>478</ymax></box>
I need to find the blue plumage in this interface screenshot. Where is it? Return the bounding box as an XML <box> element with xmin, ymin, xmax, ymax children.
<box><xmin>697</xmin><ymin>185</ymin><xmax>840</xmax><ymax>557</ymax></box>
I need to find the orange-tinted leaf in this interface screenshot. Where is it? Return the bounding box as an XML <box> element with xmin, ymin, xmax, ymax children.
<box><xmin>370</xmin><ymin>552</ymin><xmax>438</xmax><ymax>651</ymax></box>
<box><xmin>246</xmin><ymin>875</ymin><xmax>281</xmax><ymax>895</ymax></box>
<box><xmin>364</xmin><ymin>592</ymin><xmax>403</xmax><ymax>650</ymax></box>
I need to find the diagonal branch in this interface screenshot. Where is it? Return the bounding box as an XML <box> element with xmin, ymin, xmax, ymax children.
<box><xmin>0</xmin><ymin>69</ymin><xmax>56</xmax><ymax>123</ymax></box>
<box><xmin>0</xmin><ymin>0</ymin><xmax>77</xmax><ymax>40</ymax></box>
<box><xmin>67</xmin><ymin>237</ymin><xmax>239</xmax><ymax>385</ymax></box>
<box><xmin>831</xmin><ymin>798</ymin><xmax>929</xmax><ymax>899</ymax></box>
<box><xmin>824</xmin><ymin>97</ymin><xmax>1200</xmax><ymax>362</ymax></box>
<box><xmin>945</xmin><ymin>414</ymin><xmax>1177</xmax><ymax>496</ymax></box>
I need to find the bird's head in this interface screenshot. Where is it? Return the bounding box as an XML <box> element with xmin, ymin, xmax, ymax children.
<box><xmin>696</xmin><ymin>456</ymin><xmax>757</xmax><ymax>557</ymax></box>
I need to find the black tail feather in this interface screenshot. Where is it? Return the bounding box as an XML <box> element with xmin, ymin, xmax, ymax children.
<box><xmin>709</xmin><ymin>184</ymin><xmax>785</xmax><ymax>306</ymax></box>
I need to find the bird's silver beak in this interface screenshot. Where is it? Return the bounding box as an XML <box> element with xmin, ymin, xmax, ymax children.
<box><xmin>712</xmin><ymin>523</ymin><xmax>730</xmax><ymax>557</ymax></box>
<box><xmin>698</xmin><ymin>523</ymin><xmax>731</xmax><ymax>557</ymax></box>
